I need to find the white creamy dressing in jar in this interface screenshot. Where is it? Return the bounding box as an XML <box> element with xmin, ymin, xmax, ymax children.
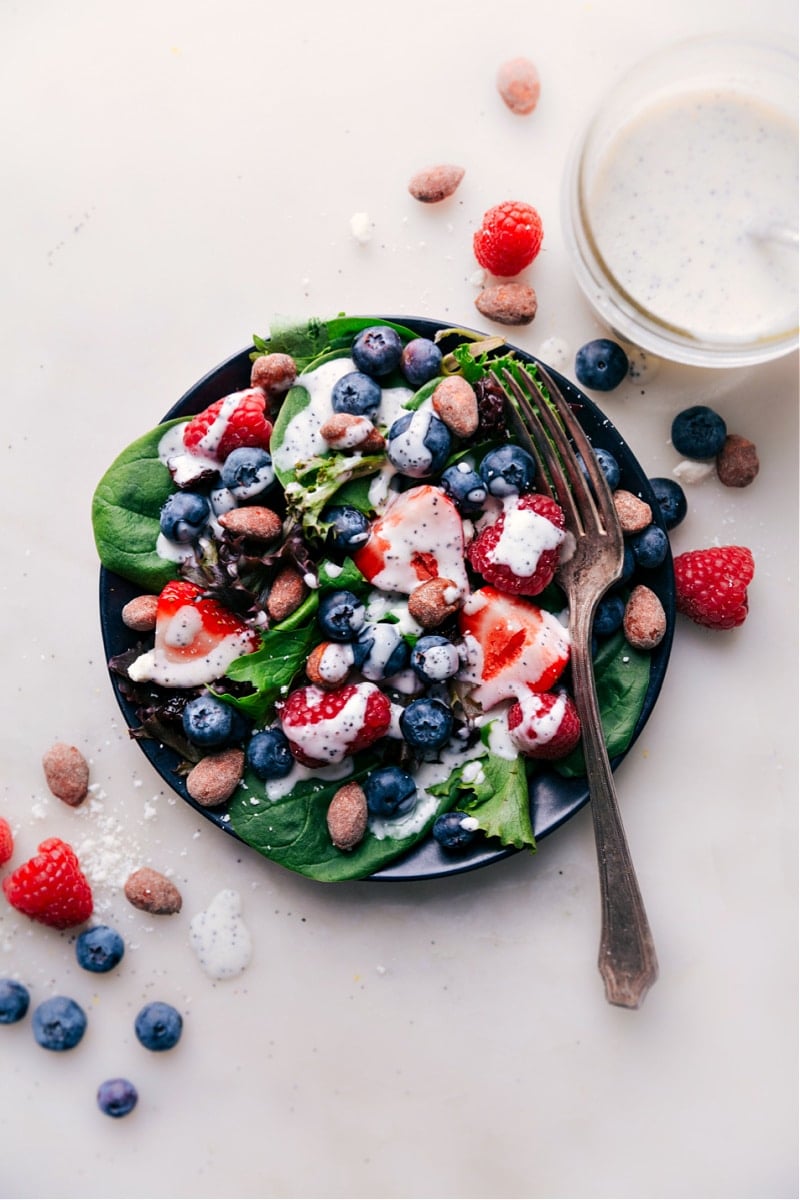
<box><xmin>587</xmin><ymin>89</ymin><xmax>798</xmax><ymax>342</ymax></box>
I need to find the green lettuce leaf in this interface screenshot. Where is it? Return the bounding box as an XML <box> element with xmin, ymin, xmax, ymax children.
<box><xmin>428</xmin><ymin>727</ymin><xmax>536</xmax><ymax>852</ymax></box>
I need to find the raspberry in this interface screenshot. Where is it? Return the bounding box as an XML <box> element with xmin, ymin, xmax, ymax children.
<box><xmin>508</xmin><ymin>691</ymin><xmax>581</xmax><ymax>760</ymax></box>
<box><xmin>3</xmin><ymin>837</ymin><xmax>93</xmax><ymax>929</ymax></box>
<box><xmin>0</xmin><ymin>818</ymin><xmax>13</xmax><ymax>867</ymax></box>
<box><xmin>673</xmin><ymin>546</ymin><xmax>755</xmax><ymax>630</ymax></box>
<box><xmin>473</xmin><ymin>201</ymin><xmax>544</xmax><ymax>277</ymax></box>
<box><xmin>467</xmin><ymin>493</ymin><xmax>565</xmax><ymax>596</ymax></box>
<box><xmin>183</xmin><ymin>387</ymin><xmax>273</xmax><ymax>462</ymax></box>
<box><xmin>279</xmin><ymin>682</ymin><xmax>392</xmax><ymax>767</ymax></box>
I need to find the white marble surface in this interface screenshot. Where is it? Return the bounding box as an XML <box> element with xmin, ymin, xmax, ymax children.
<box><xmin>1</xmin><ymin>2</ymin><xmax>797</xmax><ymax>1197</ymax></box>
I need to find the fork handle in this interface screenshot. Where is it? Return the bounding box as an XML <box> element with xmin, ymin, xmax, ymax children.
<box><xmin>571</xmin><ymin>628</ymin><xmax>659</xmax><ymax>1009</ymax></box>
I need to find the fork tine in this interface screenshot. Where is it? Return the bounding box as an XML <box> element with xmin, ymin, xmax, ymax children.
<box><xmin>497</xmin><ymin>366</ymin><xmax>582</xmax><ymax>528</ymax></box>
<box><xmin>494</xmin><ymin>373</ymin><xmax>551</xmax><ymax>497</ymax></box>
<box><xmin>532</xmin><ymin>363</ymin><xmax>621</xmax><ymax>539</ymax></box>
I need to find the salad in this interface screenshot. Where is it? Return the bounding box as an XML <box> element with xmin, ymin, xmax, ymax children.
<box><xmin>92</xmin><ymin>317</ymin><xmax>665</xmax><ymax>883</ymax></box>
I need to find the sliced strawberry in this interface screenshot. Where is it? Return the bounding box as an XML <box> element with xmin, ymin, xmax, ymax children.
<box><xmin>278</xmin><ymin>682</ymin><xmax>392</xmax><ymax>767</ymax></box>
<box><xmin>3</xmin><ymin>837</ymin><xmax>93</xmax><ymax>929</ymax></box>
<box><xmin>458</xmin><ymin>585</ymin><xmax>570</xmax><ymax>711</ymax></box>
<box><xmin>353</xmin><ymin>485</ymin><xmax>469</xmax><ymax>597</ymax></box>
<box><xmin>507</xmin><ymin>690</ymin><xmax>581</xmax><ymax>760</ymax></box>
<box><xmin>127</xmin><ymin>580</ymin><xmax>261</xmax><ymax>689</ymax></box>
<box><xmin>182</xmin><ymin>387</ymin><xmax>273</xmax><ymax>463</ymax></box>
<box><xmin>467</xmin><ymin>492</ymin><xmax>565</xmax><ymax>596</ymax></box>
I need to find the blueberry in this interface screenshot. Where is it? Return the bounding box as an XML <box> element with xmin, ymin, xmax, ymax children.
<box><xmin>331</xmin><ymin>371</ymin><xmax>382</xmax><ymax>419</ymax></box>
<box><xmin>159</xmin><ymin>491</ymin><xmax>210</xmax><ymax>543</ymax></box>
<box><xmin>321</xmin><ymin>505</ymin><xmax>371</xmax><ymax>554</ymax></box>
<box><xmin>134</xmin><ymin>1001</ymin><xmax>183</xmax><ymax>1052</ymax></box>
<box><xmin>630</xmin><ymin>524</ymin><xmax>669</xmax><ymax>569</ymax></box>
<box><xmin>75</xmin><ymin>925</ymin><xmax>125</xmax><ymax>974</ymax></box>
<box><xmin>574</xmin><ymin>339</ymin><xmax>629</xmax><ymax>391</ymax></box>
<box><xmin>399</xmin><ymin>697</ymin><xmax>454</xmax><ymax>750</ymax></box>
<box><xmin>97</xmin><ymin>1078</ymin><xmax>138</xmax><ymax>1119</ymax></box>
<box><xmin>220</xmin><ymin>447</ymin><xmax>275</xmax><ymax>499</ymax></box>
<box><xmin>410</xmin><ymin>635</ymin><xmax>460</xmax><ymax>683</ymax></box>
<box><xmin>440</xmin><ymin>462</ymin><xmax>488</xmax><ymax>514</ymax></box>
<box><xmin>648</xmin><ymin>476</ymin><xmax>687</xmax><ymax>530</ymax></box>
<box><xmin>246</xmin><ymin>728</ymin><xmax>294</xmax><ymax>780</ymax></box>
<box><xmin>351</xmin><ymin>325</ymin><xmax>404</xmax><ymax>378</ymax></box>
<box><xmin>317</xmin><ymin>589</ymin><xmax>366</xmax><ymax>642</ymax></box>
<box><xmin>619</xmin><ymin>542</ymin><xmax>636</xmax><ymax>585</ymax></box>
<box><xmin>400</xmin><ymin>338</ymin><xmax>443</xmax><ymax>388</ymax></box>
<box><xmin>360</xmin><ymin>623</ymin><xmax>409</xmax><ymax>681</ymax></box>
<box><xmin>32</xmin><ymin>996</ymin><xmax>87</xmax><ymax>1051</ymax></box>
<box><xmin>432</xmin><ymin>810</ymin><xmax>480</xmax><ymax>854</ymax></box>
<box><xmin>593</xmin><ymin>593</ymin><xmax>625</xmax><ymax>637</ymax></box>
<box><xmin>579</xmin><ymin>446</ymin><xmax>621</xmax><ymax>491</ymax></box>
<box><xmin>0</xmin><ymin>978</ymin><xmax>30</xmax><ymax>1024</ymax></box>
<box><xmin>364</xmin><ymin>766</ymin><xmax>417</xmax><ymax>818</ymax></box>
<box><xmin>182</xmin><ymin>694</ymin><xmax>246</xmax><ymax>748</ymax></box>
<box><xmin>479</xmin><ymin>445</ymin><xmax>537</xmax><ymax>497</ymax></box>
<box><xmin>387</xmin><ymin>410</ymin><xmax>452</xmax><ymax>478</ymax></box>
<box><xmin>670</xmin><ymin>405</ymin><xmax>727</xmax><ymax>458</ymax></box>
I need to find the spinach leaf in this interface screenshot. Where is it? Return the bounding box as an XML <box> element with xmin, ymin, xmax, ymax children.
<box><xmin>555</xmin><ymin>631</ymin><xmax>652</xmax><ymax>777</ymax></box>
<box><xmin>257</xmin><ymin>316</ymin><xmax>419</xmax><ymax>373</ymax></box>
<box><xmin>214</xmin><ymin>621</ymin><xmax>319</xmax><ymax>724</ymax></box>
<box><xmin>92</xmin><ymin>418</ymin><xmax>185</xmax><ymax>592</ymax></box>
<box><xmin>228</xmin><ymin>759</ymin><xmax>453</xmax><ymax>882</ymax></box>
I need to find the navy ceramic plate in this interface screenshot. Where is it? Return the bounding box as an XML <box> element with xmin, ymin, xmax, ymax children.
<box><xmin>98</xmin><ymin>317</ymin><xmax>675</xmax><ymax>882</ymax></box>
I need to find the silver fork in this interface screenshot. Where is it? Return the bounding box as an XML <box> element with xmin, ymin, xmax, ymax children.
<box><xmin>494</xmin><ymin>362</ymin><xmax>658</xmax><ymax>1009</ymax></box>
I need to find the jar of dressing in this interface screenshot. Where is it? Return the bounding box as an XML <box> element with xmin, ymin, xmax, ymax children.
<box><xmin>563</xmin><ymin>36</ymin><xmax>798</xmax><ymax>367</ymax></box>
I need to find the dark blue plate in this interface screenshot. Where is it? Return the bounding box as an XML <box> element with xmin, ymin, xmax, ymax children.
<box><xmin>98</xmin><ymin>317</ymin><xmax>675</xmax><ymax>882</ymax></box>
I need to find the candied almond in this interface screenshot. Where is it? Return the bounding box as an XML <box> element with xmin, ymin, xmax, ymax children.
<box><xmin>218</xmin><ymin>506</ymin><xmax>282</xmax><ymax>542</ymax></box>
<box><xmin>497</xmin><ymin>56</ymin><xmax>541</xmax><ymax>115</ymax></box>
<box><xmin>327</xmin><ymin>782</ymin><xmax>368</xmax><ymax>851</ymax></box>
<box><xmin>408</xmin><ymin>164</ymin><xmax>465</xmax><ymax>204</ymax></box>
<box><xmin>121</xmin><ymin>594</ymin><xmax>159</xmax><ymax>632</ymax></box>
<box><xmin>267</xmin><ymin>566</ymin><xmax>308</xmax><ymax>623</ymax></box>
<box><xmin>475</xmin><ymin>282</ymin><xmax>538</xmax><ymax>326</ymax></box>
<box><xmin>407</xmin><ymin>578</ymin><xmax>462</xmax><ymax>628</ymax></box>
<box><xmin>42</xmin><ymin>743</ymin><xmax>89</xmax><ymax>807</ymax></box>
<box><xmin>250</xmin><ymin>353</ymin><xmax>297</xmax><ymax>397</ymax></box>
<box><xmin>307</xmin><ymin>642</ymin><xmax>351</xmax><ymax>688</ymax></box>
<box><xmin>124</xmin><ymin>867</ymin><xmax>182</xmax><ymax>915</ymax></box>
<box><xmin>716</xmin><ymin>434</ymin><xmax>759</xmax><ymax>488</ymax></box>
<box><xmin>186</xmin><ymin>748</ymin><xmax>245</xmax><ymax>808</ymax></box>
<box><xmin>319</xmin><ymin>412</ymin><xmax>385</xmax><ymax>452</ymax></box>
<box><xmin>613</xmin><ymin>490</ymin><xmax>652</xmax><ymax>533</ymax></box>
<box><xmin>623</xmin><ymin>585</ymin><xmax>667</xmax><ymax>649</ymax></box>
<box><xmin>432</xmin><ymin>376</ymin><xmax>479</xmax><ymax>437</ymax></box>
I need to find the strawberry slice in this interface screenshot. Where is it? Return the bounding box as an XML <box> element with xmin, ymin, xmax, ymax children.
<box><xmin>278</xmin><ymin>682</ymin><xmax>392</xmax><ymax>767</ymax></box>
<box><xmin>353</xmin><ymin>485</ymin><xmax>469</xmax><ymax>596</ymax></box>
<box><xmin>458</xmin><ymin>585</ymin><xmax>570</xmax><ymax>711</ymax></box>
<box><xmin>182</xmin><ymin>387</ymin><xmax>273</xmax><ymax>463</ymax></box>
<box><xmin>127</xmin><ymin>581</ymin><xmax>261</xmax><ymax>688</ymax></box>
